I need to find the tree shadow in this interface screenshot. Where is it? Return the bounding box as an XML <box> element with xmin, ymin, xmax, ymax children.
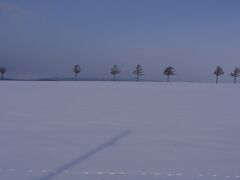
<box><xmin>35</xmin><ymin>130</ymin><xmax>131</xmax><ymax>180</ymax></box>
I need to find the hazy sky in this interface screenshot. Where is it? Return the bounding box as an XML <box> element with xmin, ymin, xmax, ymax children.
<box><xmin>1</xmin><ymin>0</ymin><xmax>240</xmax><ymax>82</ymax></box>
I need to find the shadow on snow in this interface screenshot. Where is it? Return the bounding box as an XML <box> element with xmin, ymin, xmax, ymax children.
<box><xmin>35</xmin><ymin>130</ymin><xmax>132</xmax><ymax>180</ymax></box>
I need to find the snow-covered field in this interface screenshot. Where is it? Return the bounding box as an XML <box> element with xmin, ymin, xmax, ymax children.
<box><xmin>0</xmin><ymin>81</ymin><xmax>240</xmax><ymax>180</ymax></box>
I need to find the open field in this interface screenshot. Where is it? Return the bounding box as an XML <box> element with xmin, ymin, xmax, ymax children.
<box><xmin>0</xmin><ymin>81</ymin><xmax>240</xmax><ymax>180</ymax></box>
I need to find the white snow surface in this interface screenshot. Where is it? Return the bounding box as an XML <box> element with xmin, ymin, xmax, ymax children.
<box><xmin>0</xmin><ymin>81</ymin><xmax>240</xmax><ymax>180</ymax></box>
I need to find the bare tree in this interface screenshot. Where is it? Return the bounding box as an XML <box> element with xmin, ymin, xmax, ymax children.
<box><xmin>163</xmin><ymin>66</ymin><xmax>175</xmax><ymax>82</ymax></box>
<box><xmin>73</xmin><ymin>64</ymin><xmax>81</xmax><ymax>80</ymax></box>
<box><xmin>133</xmin><ymin>64</ymin><xmax>143</xmax><ymax>82</ymax></box>
<box><xmin>230</xmin><ymin>67</ymin><xmax>240</xmax><ymax>84</ymax></box>
<box><xmin>110</xmin><ymin>65</ymin><xmax>120</xmax><ymax>81</ymax></box>
<box><xmin>214</xmin><ymin>66</ymin><xmax>224</xmax><ymax>83</ymax></box>
<box><xmin>0</xmin><ymin>66</ymin><xmax>6</xmax><ymax>80</ymax></box>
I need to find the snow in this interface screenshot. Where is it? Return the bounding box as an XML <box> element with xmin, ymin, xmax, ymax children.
<box><xmin>0</xmin><ymin>81</ymin><xmax>240</xmax><ymax>180</ymax></box>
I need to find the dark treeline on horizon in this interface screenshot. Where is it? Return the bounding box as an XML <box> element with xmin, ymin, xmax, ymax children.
<box><xmin>0</xmin><ymin>65</ymin><xmax>240</xmax><ymax>84</ymax></box>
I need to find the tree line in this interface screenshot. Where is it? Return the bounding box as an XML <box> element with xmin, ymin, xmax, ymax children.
<box><xmin>1</xmin><ymin>65</ymin><xmax>240</xmax><ymax>83</ymax></box>
<box><xmin>74</xmin><ymin>64</ymin><xmax>239</xmax><ymax>83</ymax></box>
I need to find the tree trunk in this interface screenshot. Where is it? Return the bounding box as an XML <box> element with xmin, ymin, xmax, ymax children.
<box><xmin>216</xmin><ymin>75</ymin><xmax>218</xmax><ymax>83</ymax></box>
<box><xmin>234</xmin><ymin>77</ymin><xmax>236</xmax><ymax>84</ymax></box>
<box><xmin>113</xmin><ymin>74</ymin><xmax>115</xmax><ymax>81</ymax></box>
<box><xmin>167</xmin><ymin>75</ymin><xmax>170</xmax><ymax>82</ymax></box>
<box><xmin>137</xmin><ymin>74</ymin><xmax>139</xmax><ymax>82</ymax></box>
<box><xmin>75</xmin><ymin>73</ymin><xmax>77</xmax><ymax>80</ymax></box>
<box><xmin>1</xmin><ymin>73</ymin><xmax>3</xmax><ymax>80</ymax></box>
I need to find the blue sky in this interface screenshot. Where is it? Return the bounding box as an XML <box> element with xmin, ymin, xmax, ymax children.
<box><xmin>1</xmin><ymin>0</ymin><xmax>240</xmax><ymax>81</ymax></box>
